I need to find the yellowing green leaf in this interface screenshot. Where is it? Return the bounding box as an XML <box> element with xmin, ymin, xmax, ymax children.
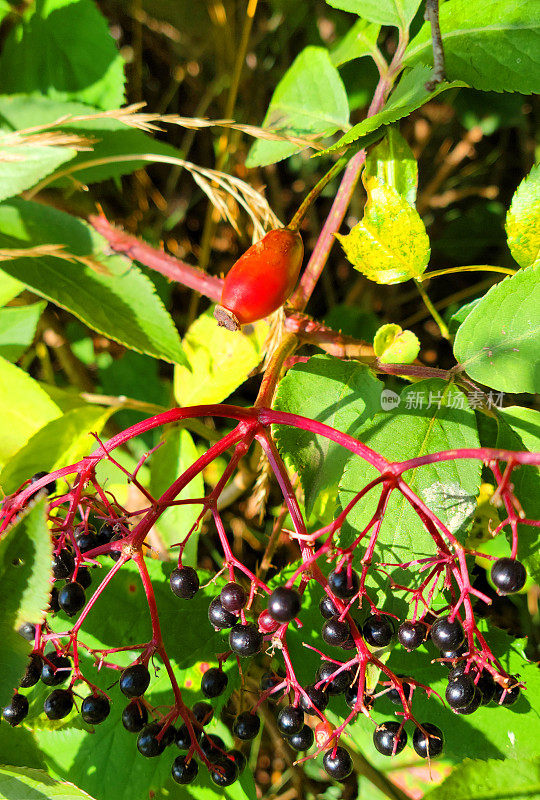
<box><xmin>336</xmin><ymin>174</ymin><xmax>430</xmax><ymax>284</ymax></box>
<box><xmin>506</xmin><ymin>163</ymin><xmax>540</xmax><ymax>268</ymax></box>
<box><xmin>374</xmin><ymin>322</ymin><xmax>420</xmax><ymax>363</ymax></box>
<box><xmin>174</xmin><ymin>309</ymin><xmax>269</xmax><ymax>406</ymax></box>
<box><xmin>364</xmin><ymin>127</ymin><xmax>418</xmax><ymax>206</ymax></box>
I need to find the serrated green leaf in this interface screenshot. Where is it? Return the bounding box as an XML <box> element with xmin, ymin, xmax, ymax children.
<box><xmin>326</xmin><ymin>0</ymin><xmax>421</xmax><ymax>28</ymax></box>
<box><xmin>0</xmin><ymin>0</ymin><xmax>125</xmax><ymax>110</ymax></box>
<box><xmin>0</xmin><ymin>500</ymin><xmax>52</xmax><ymax>707</ymax></box>
<box><xmin>506</xmin><ymin>164</ymin><xmax>540</xmax><ymax>268</ymax></box>
<box><xmin>336</xmin><ymin>174</ymin><xmax>430</xmax><ymax>284</ymax></box>
<box><xmin>174</xmin><ymin>308</ymin><xmax>268</xmax><ymax>405</ymax></box>
<box><xmin>0</xmin><ymin>357</ymin><xmax>60</xmax><ymax>466</ymax></box>
<box><xmin>321</xmin><ymin>65</ymin><xmax>466</xmax><ymax>155</ymax></box>
<box><xmin>364</xmin><ymin>127</ymin><xmax>418</xmax><ymax>206</ymax></box>
<box><xmin>0</xmin><ymin>132</ymin><xmax>76</xmax><ymax>202</ymax></box>
<box><xmin>0</xmin><ymin>766</ymin><xmax>97</xmax><ymax>800</ymax></box>
<box><xmin>0</xmin><ymin>199</ymin><xmax>186</xmax><ymax>366</ymax></box>
<box><xmin>149</xmin><ymin>428</ymin><xmax>204</xmax><ymax>565</ymax></box>
<box><xmin>449</xmin><ymin>298</ymin><xmax>482</xmax><ymax>335</ymax></box>
<box><xmin>423</xmin><ymin>757</ymin><xmax>540</xmax><ymax>800</ymax></box>
<box><xmin>273</xmin><ymin>355</ymin><xmax>383</xmax><ymax>516</ymax></box>
<box><xmin>453</xmin><ymin>266</ymin><xmax>540</xmax><ymax>393</ymax></box>
<box><xmin>246</xmin><ymin>46</ymin><xmax>349</xmax><ymax>167</ymax></box>
<box><xmin>330</xmin><ymin>18</ymin><xmax>381</xmax><ymax>66</ymax></box>
<box><xmin>373</xmin><ymin>323</ymin><xmax>420</xmax><ymax>363</ymax></box>
<box><xmin>404</xmin><ymin>0</ymin><xmax>540</xmax><ymax>94</ymax></box>
<box><xmin>0</xmin><ymin>301</ymin><xmax>45</xmax><ymax>362</ymax></box>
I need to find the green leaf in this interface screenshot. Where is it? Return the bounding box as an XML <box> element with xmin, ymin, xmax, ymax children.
<box><xmin>373</xmin><ymin>323</ymin><xmax>420</xmax><ymax>363</ymax></box>
<box><xmin>506</xmin><ymin>164</ymin><xmax>540</xmax><ymax>268</ymax></box>
<box><xmin>339</xmin><ymin>380</ymin><xmax>481</xmax><ymax>612</ymax></box>
<box><xmin>0</xmin><ymin>0</ymin><xmax>125</xmax><ymax>110</ymax></box>
<box><xmin>149</xmin><ymin>428</ymin><xmax>205</xmax><ymax>565</ymax></box>
<box><xmin>449</xmin><ymin>297</ymin><xmax>481</xmax><ymax>335</ymax></box>
<box><xmin>0</xmin><ymin>301</ymin><xmax>45</xmax><ymax>362</ymax></box>
<box><xmin>273</xmin><ymin>355</ymin><xmax>383</xmax><ymax>516</ymax></box>
<box><xmin>330</xmin><ymin>18</ymin><xmax>381</xmax><ymax>66</ymax></box>
<box><xmin>0</xmin><ymin>271</ymin><xmax>23</xmax><ymax>306</ymax></box>
<box><xmin>404</xmin><ymin>0</ymin><xmax>540</xmax><ymax>93</ymax></box>
<box><xmin>0</xmin><ymin>501</ymin><xmax>53</xmax><ymax>707</ymax></box>
<box><xmin>246</xmin><ymin>46</ymin><xmax>349</xmax><ymax>167</ymax></box>
<box><xmin>499</xmin><ymin>406</ymin><xmax>540</xmax><ymax>454</ymax></box>
<box><xmin>423</xmin><ymin>757</ymin><xmax>540</xmax><ymax>800</ymax></box>
<box><xmin>0</xmin><ymin>405</ymin><xmax>117</xmax><ymax>495</ymax></box>
<box><xmin>0</xmin><ymin>357</ymin><xmax>60</xmax><ymax>467</ymax></box>
<box><xmin>364</xmin><ymin>127</ymin><xmax>418</xmax><ymax>206</ymax></box>
<box><xmin>0</xmin><ymin>199</ymin><xmax>186</xmax><ymax>365</ymax></box>
<box><xmin>174</xmin><ymin>309</ymin><xmax>268</xmax><ymax>405</ymax></box>
<box><xmin>0</xmin><ymin>131</ymin><xmax>77</xmax><ymax>202</ymax></box>
<box><xmin>336</xmin><ymin>174</ymin><xmax>430</xmax><ymax>284</ymax></box>
<box><xmin>0</xmin><ymin>766</ymin><xmax>97</xmax><ymax>800</ymax></box>
<box><xmin>321</xmin><ymin>65</ymin><xmax>466</xmax><ymax>155</ymax></box>
<box><xmin>453</xmin><ymin>266</ymin><xmax>540</xmax><ymax>393</ymax></box>
<box><xmin>326</xmin><ymin>0</ymin><xmax>422</xmax><ymax>28</ymax></box>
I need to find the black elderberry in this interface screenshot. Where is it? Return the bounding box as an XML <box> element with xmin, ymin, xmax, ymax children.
<box><xmin>41</xmin><ymin>652</ymin><xmax>71</xmax><ymax>686</ymax></box>
<box><xmin>387</xmin><ymin>675</ymin><xmax>412</xmax><ymax>705</ymax></box>
<box><xmin>30</xmin><ymin>471</ymin><xmax>56</xmax><ymax>496</ymax></box>
<box><xmin>476</xmin><ymin>671</ymin><xmax>496</xmax><ymax>705</ymax></box>
<box><xmin>398</xmin><ymin>620</ymin><xmax>425</xmax><ymax>650</ymax></box>
<box><xmin>192</xmin><ymin>701</ymin><xmax>213</xmax><ymax>726</ymax></box>
<box><xmin>268</xmin><ymin>586</ymin><xmax>301</xmax><ymax>622</ymax></box>
<box><xmin>491</xmin><ymin>558</ymin><xmax>527</xmax><ymax>595</ymax></box>
<box><xmin>176</xmin><ymin>722</ymin><xmax>202</xmax><ymax>749</ymax></box>
<box><xmin>322</xmin><ymin>746</ymin><xmax>353</xmax><ymax>780</ymax></box>
<box><xmin>75</xmin><ymin>531</ymin><xmax>98</xmax><ymax>554</ymax></box>
<box><xmin>201</xmin><ymin>733</ymin><xmax>226</xmax><ymax>757</ymax></box>
<box><xmin>322</xmin><ymin>616</ymin><xmax>350</xmax><ymax>647</ymax></box>
<box><xmin>345</xmin><ymin>684</ymin><xmax>374</xmax><ymax>711</ymax></box>
<box><xmin>440</xmin><ymin>644</ymin><xmax>467</xmax><ymax>663</ymax></box>
<box><xmin>430</xmin><ymin>616</ymin><xmax>465</xmax><ymax>651</ymax></box>
<box><xmin>161</xmin><ymin>725</ymin><xmax>177</xmax><ymax>748</ymax></box>
<box><xmin>74</xmin><ymin>567</ymin><xmax>92</xmax><ymax>590</ymax></box>
<box><xmin>201</xmin><ymin>667</ymin><xmax>228</xmax><ymax>698</ymax></box>
<box><xmin>210</xmin><ymin>757</ymin><xmax>238</xmax><ymax>787</ymax></box>
<box><xmin>137</xmin><ymin>723</ymin><xmax>166</xmax><ymax>757</ymax></box>
<box><xmin>122</xmin><ymin>701</ymin><xmax>148</xmax><ymax>732</ymax></box>
<box><xmin>220</xmin><ymin>581</ymin><xmax>247</xmax><ymax>612</ymax></box>
<box><xmin>316</xmin><ymin>661</ymin><xmax>352</xmax><ymax>695</ymax></box>
<box><xmin>18</xmin><ymin>622</ymin><xmax>36</xmax><ymax>642</ymax></box>
<box><xmin>119</xmin><ymin>663</ymin><xmax>151</xmax><ymax>698</ymax></box>
<box><xmin>494</xmin><ymin>681</ymin><xmax>520</xmax><ymax>706</ymax></box>
<box><xmin>170</xmin><ymin>566</ymin><xmax>200</xmax><ymax>599</ymax></box>
<box><xmin>373</xmin><ymin>721</ymin><xmax>408</xmax><ymax>756</ymax></box>
<box><xmin>81</xmin><ymin>694</ymin><xmax>110</xmax><ymax>724</ymax></box>
<box><xmin>19</xmin><ymin>654</ymin><xmax>42</xmax><ymax>688</ymax></box>
<box><xmin>51</xmin><ymin>550</ymin><xmax>75</xmax><ymax>580</ymax></box>
<box><xmin>228</xmin><ymin>749</ymin><xmax>247</xmax><ymax>772</ymax></box>
<box><xmin>260</xmin><ymin>672</ymin><xmax>282</xmax><ymax>700</ymax></box>
<box><xmin>171</xmin><ymin>755</ymin><xmax>198</xmax><ymax>785</ymax></box>
<box><xmin>412</xmin><ymin>723</ymin><xmax>444</xmax><ymax>758</ymax></box>
<box><xmin>258</xmin><ymin>609</ymin><xmax>279</xmax><ymax>633</ymax></box>
<box><xmin>208</xmin><ymin>596</ymin><xmax>237</xmax><ymax>629</ymax></box>
<box><xmin>445</xmin><ymin>674</ymin><xmax>475</xmax><ymax>709</ymax></box>
<box><xmin>229</xmin><ymin>623</ymin><xmax>262</xmax><ymax>657</ymax></box>
<box><xmin>456</xmin><ymin>689</ymin><xmax>482</xmax><ymax>715</ymax></box>
<box><xmin>2</xmin><ymin>692</ymin><xmax>29</xmax><ymax>726</ymax></box>
<box><xmin>328</xmin><ymin>568</ymin><xmax>359</xmax><ymax>599</ymax></box>
<box><xmin>109</xmin><ymin>532</ymin><xmax>124</xmax><ymax>561</ymax></box>
<box><xmin>341</xmin><ymin>634</ymin><xmax>356</xmax><ymax>650</ymax></box>
<box><xmin>48</xmin><ymin>587</ymin><xmax>60</xmax><ymax>613</ymax></box>
<box><xmin>319</xmin><ymin>595</ymin><xmax>339</xmax><ymax>619</ymax></box>
<box><xmin>448</xmin><ymin>662</ymin><xmax>469</xmax><ymax>681</ymax></box>
<box><xmin>233</xmin><ymin>711</ymin><xmax>260</xmax><ymax>740</ymax></box>
<box><xmin>98</xmin><ymin>522</ymin><xmax>116</xmax><ymax>545</ymax></box>
<box><xmin>300</xmin><ymin>684</ymin><xmax>329</xmax><ymax>713</ymax></box>
<box><xmin>288</xmin><ymin>724</ymin><xmax>314</xmax><ymax>751</ymax></box>
<box><xmin>44</xmin><ymin>689</ymin><xmax>73</xmax><ymax>720</ymax></box>
<box><xmin>277</xmin><ymin>705</ymin><xmax>304</xmax><ymax>736</ymax></box>
<box><xmin>363</xmin><ymin>614</ymin><xmax>395</xmax><ymax>647</ymax></box>
<box><xmin>57</xmin><ymin>581</ymin><xmax>86</xmax><ymax>617</ymax></box>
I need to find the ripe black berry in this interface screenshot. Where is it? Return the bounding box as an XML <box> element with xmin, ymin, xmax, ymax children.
<box><xmin>57</xmin><ymin>581</ymin><xmax>86</xmax><ymax>617</ymax></box>
<box><xmin>260</xmin><ymin>672</ymin><xmax>282</xmax><ymax>700</ymax></box>
<box><xmin>119</xmin><ymin>663</ymin><xmax>150</xmax><ymax>698</ymax></box>
<box><xmin>373</xmin><ymin>721</ymin><xmax>408</xmax><ymax>756</ymax></box>
<box><xmin>81</xmin><ymin>694</ymin><xmax>110</xmax><ymax>724</ymax></box>
<box><xmin>455</xmin><ymin>689</ymin><xmax>482</xmax><ymax>715</ymax></box>
<box><xmin>51</xmin><ymin>550</ymin><xmax>75</xmax><ymax>580</ymax></box>
<box><xmin>208</xmin><ymin>597</ymin><xmax>237</xmax><ymax>629</ymax></box>
<box><xmin>122</xmin><ymin>701</ymin><xmax>148</xmax><ymax>732</ymax></box>
<box><xmin>476</xmin><ymin>671</ymin><xmax>496</xmax><ymax>705</ymax></box>
<box><xmin>137</xmin><ymin>723</ymin><xmax>166</xmax><ymax>757</ymax></box>
<box><xmin>447</xmin><ymin>662</ymin><xmax>468</xmax><ymax>682</ymax></box>
<box><xmin>74</xmin><ymin>566</ymin><xmax>92</xmax><ymax>590</ymax></box>
<box><xmin>170</xmin><ymin>566</ymin><xmax>200</xmax><ymax>599</ymax></box>
<box><xmin>363</xmin><ymin>614</ymin><xmax>395</xmax><ymax>647</ymax></box>
<box><xmin>109</xmin><ymin>532</ymin><xmax>123</xmax><ymax>561</ymax></box>
<box><xmin>412</xmin><ymin>723</ymin><xmax>444</xmax><ymax>758</ymax></box>
<box><xmin>44</xmin><ymin>689</ymin><xmax>73</xmax><ymax>720</ymax></box>
<box><xmin>233</xmin><ymin>711</ymin><xmax>260</xmax><ymax>740</ymax></box>
<box><xmin>491</xmin><ymin>558</ymin><xmax>527</xmax><ymax>595</ymax></box>
<box><xmin>322</xmin><ymin>616</ymin><xmax>350</xmax><ymax>647</ymax></box>
<box><xmin>430</xmin><ymin>616</ymin><xmax>465</xmax><ymax>651</ymax></box>
<box><xmin>319</xmin><ymin>595</ymin><xmax>339</xmax><ymax>619</ymax></box>
<box><xmin>210</xmin><ymin>757</ymin><xmax>238</xmax><ymax>787</ymax></box>
<box><xmin>48</xmin><ymin>587</ymin><xmax>60</xmax><ymax>613</ymax></box>
<box><xmin>201</xmin><ymin>667</ymin><xmax>228</xmax><ymax>698</ymax></box>
<box><xmin>2</xmin><ymin>692</ymin><xmax>29</xmax><ymax>726</ymax></box>
<box><xmin>345</xmin><ymin>684</ymin><xmax>375</xmax><ymax>712</ymax></box>
<box><xmin>18</xmin><ymin>622</ymin><xmax>36</xmax><ymax>642</ymax></box>
<box><xmin>387</xmin><ymin>675</ymin><xmax>412</xmax><ymax>705</ymax></box>
<box><xmin>316</xmin><ymin>661</ymin><xmax>352</xmax><ymax>695</ymax></box>
<box><xmin>41</xmin><ymin>652</ymin><xmax>71</xmax><ymax>686</ymax></box>
<box><xmin>323</xmin><ymin>746</ymin><xmax>353</xmax><ymax>780</ymax></box>
<box><xmin>440</xmin><ymin>644</ymin><xmax>467</xmax><ymax>663</ymax></box>
<box><xmin>201</xmin><ymin>733</ymin><xmax>226</xmax><ymax>757</ymax></box>
<box><xmin>192</xmin><ymin>701</ymin><xmax>213</xmax><ymax>726</ymax></box>
<box><xmin>98</xmin><ymin>523</ymin><xmax>115</xmax><ymax>545</ymax></box>
<box><xmin>300</xmin><ymin>684</ymin><xmax>329</xmax><ymax>713</ymax></box>
<box><xmin>277</xmin><ymin>706</ymin><xmax>304</xmax><ymax>736</ymax></box>
<box><xmin>228</xmin><ymin>749</ymin><xmax>247</xmax><ymax>773</ymax></box>
<box><xmin>220</xmin><ymin>581</ymin><xmax>247</xmax><ymax>612</ymax></box>
<box><xmin>176</xmin><ymin>722</ymin><xmax>202</xmax><ymax>749</ymax></box>
<box><xmin>494</xmin><ymin>681</ymin><xmax>520</xmax><ymax>706</ymax></box>
<box><xmin>20</xmin><ymin>654</ymin><xmax>42</xmax><ymax>688</ymax></box>
<box><xmin>268</xmin><ymin>586</ymin><xmax>301</xmax><ymax>622</ymax></box>
<box><xmin>171</xmin><ymin>755</ymin><xmax>198</xmax><ymax>785</ymax></box>
<box><xmin>288</xmin><ymin>724</ymin><xmax>314</xmax><ymax>751</ymax></box>
<box><xmin>445</xmin><ymin>674</ymin><xmax>475</xmax><ymax>709</ymax></box>
<box><xmin>30</xmin><ymin>471</ymin><xmax>56</xmax><ymax>496</ymax></box>
<box><xmin>75</xmin><ymin>531</ymin><xmax>98</xmax><ymax>554</ymax></box>
<box><xmin>258</xmin><ymin>609</ymin><xmax>279</xmax><ymax>633</ymax></box>
<box><xmin>229</xmin><ymin>623</ymin><xmax>262</xmax><ymax>657</ymax></box>
<box><xmin>398</xmin><ymin>621</ymin><xmax>425</xmax><ymax>650</ymax></box>
<box><xmin>328</xmin><ymin>568</ymin><xmax>359</xmax><ymax>599</ymax></box>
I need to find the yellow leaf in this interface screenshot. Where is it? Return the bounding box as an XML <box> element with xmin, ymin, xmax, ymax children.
<box><xmin>336</xmin><ymin>174</ymin><xmax>430</xmax><ymax>284</ymax></box>
<box><xmin>374</xmin><ymin>323</ymin><xmax>420</xmax><ymax>364</ymax></box>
